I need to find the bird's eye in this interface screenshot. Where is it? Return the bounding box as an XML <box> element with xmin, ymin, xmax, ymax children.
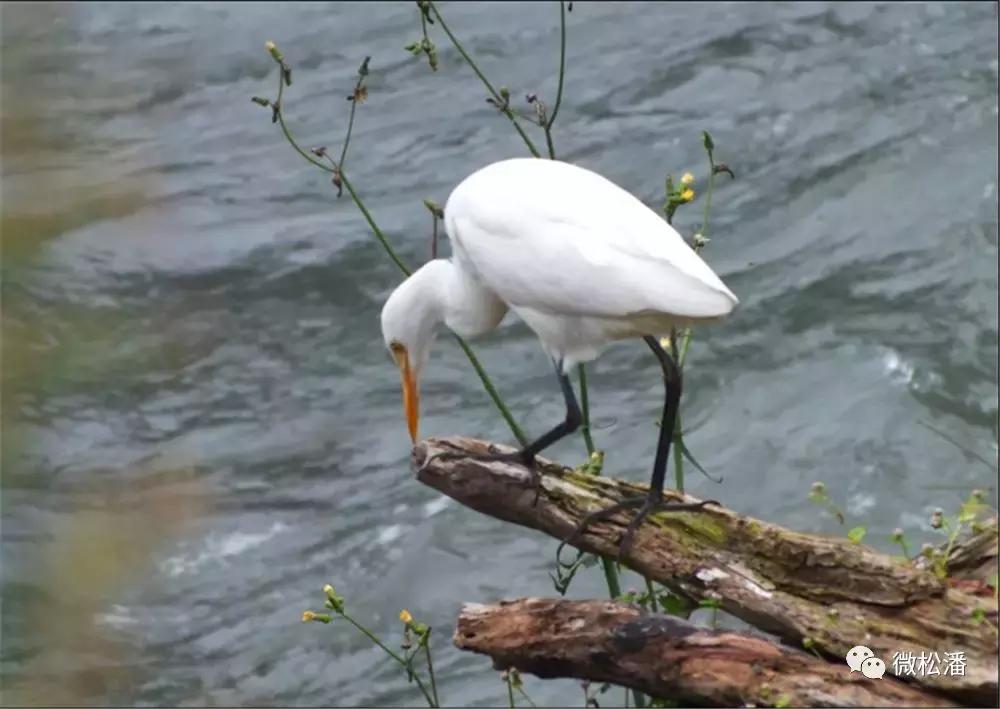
<box><xmin>389</xmin><ymin>341</ymin><xmax>405</xmax><ymax>353</ymax></box>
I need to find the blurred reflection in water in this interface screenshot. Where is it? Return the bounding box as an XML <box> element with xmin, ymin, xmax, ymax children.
<box><xmin>3</xmin><ymin>3</ymin><xmax>209</xmax><ymax>704</ymax></box>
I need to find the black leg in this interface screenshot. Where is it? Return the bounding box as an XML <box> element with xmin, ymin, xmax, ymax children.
<box><xmin>643</xmin><ymin>335</ymin><xmax>681</xmax><ymax>498</ymax></box>
<box><xmin>516</xmin><ymin>362</ymin><xmax>583</xmax><ymax>462</ymax></box>
<box><xmin>418</xmin><ymin>361</ymin><xmax>581</xmax><ymax>501</ymax></box>
<box><xmin>561</xmin><ymin>336</ymin><xmax>718</xmax><ymax>559</ymax></box>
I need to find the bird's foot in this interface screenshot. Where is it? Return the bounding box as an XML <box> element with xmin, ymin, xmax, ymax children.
<box><xmin>417</xmin><ymin>446</ymin><xmax>544</xmax><ymax>505</ymax></box>
<box><xmin>561</xmin><ymin>493</ymin><xmax>720</xmax><ymax>561</ymax></box>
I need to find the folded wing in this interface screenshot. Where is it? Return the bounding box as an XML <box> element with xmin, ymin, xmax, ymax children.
<box><xmin>445</xmin><ymin>158</ymin><xmax>738</xmax><ymax>321</ymax></box>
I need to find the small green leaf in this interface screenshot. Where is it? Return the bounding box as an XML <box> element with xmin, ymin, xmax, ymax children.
<box><xmin>659</xmin><ymin>593</ymin><xmax>693</xmax><ymax>616</ymax></box>
<box><xmin>847</xmin><ymin>526</ymin><xmax>867</xmax><ymax>544</ymax></box>
<box><xmin>702</xmin><ymin>130</ymin><xmax>714</xmax><ymax>153</ymax></box>
<box><xmin>958</xmin><ymin>498</ymin><xmax>984</xmax><ymax>524</ymax></box>
<box><xmin>650</xmin><ymin>698</ymin><xmax>678</xmax><ymax>708</ymax></box>
<box><xmin>575</xmin><ymin>449</ymin><xmax>605</xmax><ymax>476</ymax></box>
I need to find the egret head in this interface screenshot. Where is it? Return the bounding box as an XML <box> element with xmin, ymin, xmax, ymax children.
<box><xmin>380</xmin><ymin>261</ymin><xmax>448</xmax><ymax>443</ymax></box>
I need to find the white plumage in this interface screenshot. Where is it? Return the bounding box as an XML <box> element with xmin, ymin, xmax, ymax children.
<box><xmin>380</xmin><ymin>157</ymin><xmax>738</xmax><ymax>442</ymax></box>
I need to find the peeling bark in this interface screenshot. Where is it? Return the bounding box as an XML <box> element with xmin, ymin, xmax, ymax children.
<box><xmin>455</xmin><ymin>598</ymin><xmax>961</xmax><ymax>707</ymax></box>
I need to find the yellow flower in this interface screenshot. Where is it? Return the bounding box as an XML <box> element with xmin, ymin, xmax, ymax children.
<box><xmin>399</xmin><ymin>609</ymin><xmax>413</xmax><ymax>624</ymax></box>
<box><xmin>659</xmin><ymin>336</ymin><xmax>672</xmax><ymax>350</ymax></box>
<box><xmin>680</xmin><ymin>172</ymin><xmax>695</xmax><ymax>186</ymax></box>
<box><xmin>302</xmin><ymin>611</ymin><xmax>316</xmax><ymax>622</ymax></box>
<box><xmin>323</xmin><ymin>584</ymin><xmax>334</xmax><ymax>595</ymax></box>
<box><xmin>265</xmin><ymin>40</ymin><xmax>276</xmax><ymax>52</ymax></box>
<box><xmin>680</xmin><ymin>188</ymin><xmax>695</xmax><ymax>202</ymax></box>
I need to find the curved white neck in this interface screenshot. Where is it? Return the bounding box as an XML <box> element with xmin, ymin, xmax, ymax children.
<box><xmin>440</xmin><ymin>258</ymin><xmax>509</xmax><ymax>338</ymax></box>
<box><xmin>406</xmin><ymin>259</ymin><xmax>507</xmax><ymax>339</ymax></box>
<box><xmin>381</xmin><ymin>259</ymin><xmax>509</xmax><ymax>381</ymax></box>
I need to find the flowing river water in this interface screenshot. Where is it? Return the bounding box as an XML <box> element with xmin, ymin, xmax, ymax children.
<box><xmin>2</xmin><ymin>2</ymin><xmax>997</xmax><ymax>706</ymax></box>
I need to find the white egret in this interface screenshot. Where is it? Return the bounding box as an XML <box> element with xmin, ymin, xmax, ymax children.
<box><xmin>380</xmin><ymin>157</ymin><xmax>738</xmax><ymax>555</ymax></box>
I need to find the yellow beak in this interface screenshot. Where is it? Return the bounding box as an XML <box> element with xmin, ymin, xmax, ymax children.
<box><xmin>394</xmin><ymin>347</ymin><xmax>420</xmax><ymax>443</ymax></box>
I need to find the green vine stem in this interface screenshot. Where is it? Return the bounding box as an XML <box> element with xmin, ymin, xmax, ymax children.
<box><xmin>542</xmin><ymin>0</ymin><xmax>567</xmax><ymax>160</ymax></box>
<box><xmin>340</xmin><ymin>614</ymin><xmax>437</xmax><ymax>707</ymax></box>
<box><xmin>427</xmin><ymin>1</ymin><xmax>542</xmax><ymax>157</ymax></box>
<box><xmin>577</xmin><ymin>364</ymin><xmax>596</xmax><ymax>457</ymax></box>
<box><xmin>335</xmin><ymin>56</ymin><xmax>369</xmax><ymax>192</ymax></box>
<box><xmin>671</xmin><ymin>132</ymin><xmax>726</xmax><ymax>494</ymax></box>
<box><xmin>421</xmin><ymin>633</ymin><xmax>440</xmax><ymax>707</ymax></box>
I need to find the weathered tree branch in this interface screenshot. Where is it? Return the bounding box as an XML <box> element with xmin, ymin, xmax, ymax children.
<box><xmin>413</xmin><ymin>436</ymin><xmax>998</xmax><ymax>706</ymax></box>
<box><xmin>946</xmin><ymin>520</ymin><xmax>998</xmax><ymax>583</ymax></box>
<box><xmin>455</xmin><ymin>598</ymin><xmax>960</xmax><ymax>707</ymax></box>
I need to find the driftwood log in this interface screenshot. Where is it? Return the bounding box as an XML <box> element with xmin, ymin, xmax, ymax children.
<box><xmin>455</xmin><ymin>598</ymin><xmax>959</xmax><ymax>707</ymax></box>
<box><xmin>413</xmin><ymin>436</ymin><xmax>998</xmax><ymax>707</ymax></box>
